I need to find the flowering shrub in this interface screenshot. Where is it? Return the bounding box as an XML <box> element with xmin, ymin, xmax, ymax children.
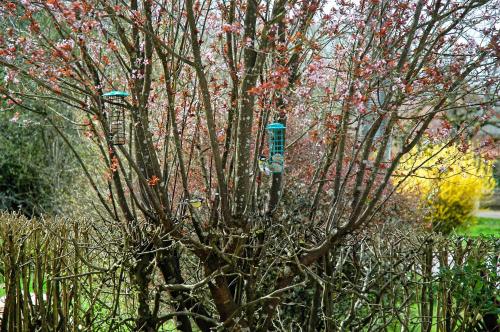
<box><xmin>395</xmin><ymin>143</ymin><xmax>495</xmax><ymax>233</ymax></box>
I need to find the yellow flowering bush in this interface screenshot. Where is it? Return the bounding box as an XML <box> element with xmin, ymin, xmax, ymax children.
<box><xmin>395</xmin><ymin>143</ymin><xmax>495</xmax><ymax>233</ymax></box>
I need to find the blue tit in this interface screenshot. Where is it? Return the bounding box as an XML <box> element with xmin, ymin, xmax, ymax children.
<box><xmin>187</xmin><ymin>197</ymin><xmax>204</xmax><ymax>208</ymax></box>
<box><xmin>258</xmin><ymin>155</ymin><xmax>271</xmax><ymax>176</ymax></box>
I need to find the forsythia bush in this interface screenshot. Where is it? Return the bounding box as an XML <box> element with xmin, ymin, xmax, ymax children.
<box><xmin>395</xmin><ymin>143</ymin><xmax>495</xmax><ymax>233</ymax></box>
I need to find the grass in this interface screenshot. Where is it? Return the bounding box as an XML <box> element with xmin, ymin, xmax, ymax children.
<box><xmin>455</xmin><ymin>217</ymin><xmax>500</xmax><ymax>237</ymax></box>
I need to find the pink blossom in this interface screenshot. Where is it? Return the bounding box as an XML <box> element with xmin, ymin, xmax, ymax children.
<box><xmin>10</xmin><ymin>112</ymin><xmax>20</xmax><ymax>123</ymax></box>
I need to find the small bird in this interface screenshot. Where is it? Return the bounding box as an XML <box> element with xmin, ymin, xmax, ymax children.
<box><xmin>258</xmin><ymin>155</ymin><xmax>271</xmax><ymax>175</ymax></box>
<box><xmin>186</xmin><ymin>197</ymin><xmax>204</xmax><ymax>208</ymax></box>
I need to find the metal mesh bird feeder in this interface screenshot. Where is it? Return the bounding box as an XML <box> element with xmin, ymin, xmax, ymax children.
<box><xmin>266</xmin><ymin>122</ymin><xmax>286</xmax><ymax>173</ymax></box>
<box><xmin>103</xmin><ymin>90</ymin><xmax>129</xmax><ymax>145</ymax></box>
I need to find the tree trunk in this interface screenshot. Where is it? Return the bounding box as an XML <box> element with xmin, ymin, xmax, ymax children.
<box><xmin>131</xmin><ymin>251</ymin><xmax>156</xmax><ymax>332</ymax></box>
<box><xmin>156</xmin><ymin>248</ymin><xmax>216</xmax><ymax>332</ymax></box>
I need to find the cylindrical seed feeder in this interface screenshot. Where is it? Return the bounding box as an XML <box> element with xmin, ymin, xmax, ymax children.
<box><xmin>103</xmin><ymin>90</ymin><xmax>129</xmax><ymax>145</ymax></box>
<box><xmin>266</xmin><ymin>122</ymin><xmax>286</xmax><ymax>174</ymax></box>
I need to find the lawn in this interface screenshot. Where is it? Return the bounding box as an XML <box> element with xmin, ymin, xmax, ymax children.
<box><xmin>456</xmin><ymin>217</ymin><xmax>500</xmax><ymax>237</ymax></box>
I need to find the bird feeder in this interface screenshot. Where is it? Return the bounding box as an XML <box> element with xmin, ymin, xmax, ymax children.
<box><xmin>266</xmin><ymin>122</ymin><xmax>286</xmax><ymax>173</ymax></box>
<box><xmin>103</xmin><ymin>90</ymin><xmax>129</xmax><ymax>145</ymax></box>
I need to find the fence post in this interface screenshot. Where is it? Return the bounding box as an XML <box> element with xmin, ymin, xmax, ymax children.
<box><xmin>421</xmin><ymin>238</ymin><xmax>434</xmax><ymax>332</ymax></box>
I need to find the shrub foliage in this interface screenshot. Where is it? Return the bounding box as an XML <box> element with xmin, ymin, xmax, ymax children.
<box><xmin>397</xmin><ymin>143</ymin><xmax>495</xmax><ymax>233</ymax></box>
<box><xmin>1</xmin><ymin>213</ymin><xmax>498</xmax><ymax>331</ymax></box>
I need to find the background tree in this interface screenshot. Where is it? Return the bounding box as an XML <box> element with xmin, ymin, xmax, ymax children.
<box><xmin>0</xmin><ymin>101</ymin><xmax>76</xmax><ymax>217</ymax></box>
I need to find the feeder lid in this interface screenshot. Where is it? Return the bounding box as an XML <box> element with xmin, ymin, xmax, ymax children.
<box><xmin>266</xmin><ymin>122</ymin><xmax>286</xmax><ymax>130</ymax></box>
<box><xmin>103</xmin><ymin>90</ymin><xmax>129</xmax><ymax>98</ymax></box>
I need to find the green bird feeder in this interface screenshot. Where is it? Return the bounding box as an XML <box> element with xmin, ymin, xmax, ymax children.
<box><xmin>103</xmin><ymin>90</ymin><xmax>129</xmax><ymax>145</ymax></box>
<box><xmin>266</xmin><ymin>122</ymin><xmax>286</xmax><ymax>174</ymax></box>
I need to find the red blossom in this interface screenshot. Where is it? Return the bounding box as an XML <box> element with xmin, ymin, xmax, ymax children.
<box><xmin>148</xmin><ymin>175</ymin><xmax>160</xmax><ymax>186</ymax></box>
<box><xmin>5</xmin><ymin>2</ymin><xmax>16</xmax><ymax>12</ymax></box>
<box><xmin>110</xmin><ymin>156</ymin><xmax>119</xmax><ymax>173</ymax></box>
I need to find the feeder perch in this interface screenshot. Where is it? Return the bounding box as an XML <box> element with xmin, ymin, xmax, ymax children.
<box><xmin>266</xmin><ymin>122</ymin><xmax>286</xmax><ymax>174</ymax></box>
<box><xmin>103</xmin><ymin>90</ymin><xmax>129</xmax><ymax>145</ymax></box>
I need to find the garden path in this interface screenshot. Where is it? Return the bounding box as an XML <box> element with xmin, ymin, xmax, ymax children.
<box><xmin>477</xmin><ymin>210</ymin><xmax>500</xmax><ymax>219</ymax></box>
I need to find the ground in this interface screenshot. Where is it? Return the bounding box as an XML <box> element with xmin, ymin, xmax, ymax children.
<box><xmin>455</xmin><ymin>210</ymin><xmax>500</xmax><ymax>237</ymax></box>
